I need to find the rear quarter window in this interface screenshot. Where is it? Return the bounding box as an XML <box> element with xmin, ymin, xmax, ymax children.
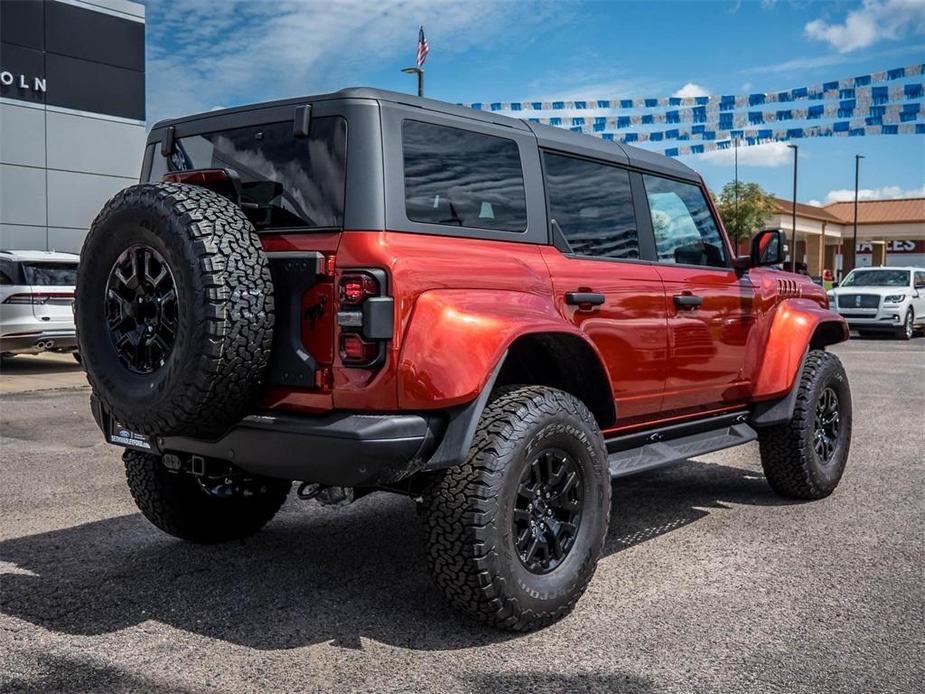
<box><xmin>402</xmin><ymin>120</ymin><xmax>527</xmax><ymax>232</ymax></box>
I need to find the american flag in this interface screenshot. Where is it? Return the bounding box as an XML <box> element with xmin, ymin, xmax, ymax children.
<box><xmin>416</xmin><ymin>26</ymin><xmax>429</xmax><ymax>67</ymax></box>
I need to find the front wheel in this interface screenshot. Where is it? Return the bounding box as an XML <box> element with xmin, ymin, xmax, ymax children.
<box><xmin>896</xmin><ymin>309</ymin><xmax>914</xmax><ymax>340</ymax></box>
<box><xmin>124</xmin><ymin>450</ymin><xmax>291</xmax><ymax>543</ymax></box>
<box><xmin>422</xmin><ymin>386</ymin><xmax>611</xmax><ymax>631</ymax></box>
<box><xmin>757</xmin><ymin>350</ymin><xmax>852</xmax><ymax>499</ymax></box>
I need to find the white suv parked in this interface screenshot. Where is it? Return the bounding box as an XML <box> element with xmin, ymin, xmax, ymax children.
<box><xmin>828</xmin><ymin>266</ymin><xmax>925</xmax><ymax>340</ymax></box>
<box><xmin>0</xmin><ymin>250</ymin><xmax>80</xmax><ymax>358</ymax></box>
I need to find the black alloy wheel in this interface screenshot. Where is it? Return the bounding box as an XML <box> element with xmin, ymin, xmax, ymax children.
<box><xmin>105</xmin><ymin>244</ymin><xmax>178</xmax><ymax>374</ymax></box>
<box><xmin>813</xmin><ymin>386</ymin><xmax>840</xmax><ymax>465</ymax></box>
<box><xmin>513</xmin><ymin>447</ymin><xmax>584</xmax><ymax>574</ymax></box>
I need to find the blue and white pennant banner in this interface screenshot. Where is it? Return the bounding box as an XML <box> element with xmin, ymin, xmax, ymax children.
<box><xmin>466</xmin><ymin>63</ymin><xmax>925</xmax><ymax>156</ymax></box>
<box><xmin>528</xmin><ymin>93</ymin><xmax>922</xmax><ymax>129</ymax></box>
<box><xmin>468</xmin><ymin>63</ymin><xmax>924</xmax><ymax>112</ymax></box>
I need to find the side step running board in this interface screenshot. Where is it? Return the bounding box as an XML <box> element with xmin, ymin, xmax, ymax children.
<box><xmin>606</xmin><ymin>412</ymin><xmax>757</xmax><ymax>479</ymax></box>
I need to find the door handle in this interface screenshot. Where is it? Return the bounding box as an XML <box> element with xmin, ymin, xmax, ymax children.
<box><xmin>673</xmin><ymin>294</ymin><xmax>703</xmax><ymax>310</ymax></box>
<box><xmin>565</xmin><ymin>292</ymin><xmax>605</xmax><ymax>307</ymax></box>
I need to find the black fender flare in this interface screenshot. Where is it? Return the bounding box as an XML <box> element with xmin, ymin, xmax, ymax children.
<box><xmin>423</xmin><ymin>353</ymin><xmax>507</xmax><ymax>470</ymax></box>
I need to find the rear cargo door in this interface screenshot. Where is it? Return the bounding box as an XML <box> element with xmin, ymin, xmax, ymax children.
<box><xmin>23</xmin><ymin>261</ymin><xmax>77</xmax><ymax>324</ymax></box>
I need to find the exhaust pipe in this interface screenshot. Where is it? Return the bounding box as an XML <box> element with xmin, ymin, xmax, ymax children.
<box><xmin>35</xmin><ymin>340</ymin><xmax>55</xmax><ymax>350</ymax></box>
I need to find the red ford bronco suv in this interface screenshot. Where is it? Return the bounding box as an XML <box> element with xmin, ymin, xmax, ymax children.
<box><xmin>76</xmin><ymin>89</ymin><xmax>852</xmax><ymax>631</ymax></box>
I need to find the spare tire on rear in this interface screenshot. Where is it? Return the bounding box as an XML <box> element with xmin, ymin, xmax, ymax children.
<box><xmin>75</xmin><ymin>182</ymin><xmax>274</xmax><ymax>438</ymax></box>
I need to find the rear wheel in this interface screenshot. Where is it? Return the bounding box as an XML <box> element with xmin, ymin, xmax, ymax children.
<box><xmin>757</xmin><ymin>350</ymin><xmax>852</xmax><ymax>499</ymax></box>
<box><xmin>422</xmin><ymin>386</ymin><xmax>610</xmax><ymax>631</ymax></box>
<box><xmin>123</xmin><ymin>450</ymin><xmax>290</xmax><ymax>543</ymax></box>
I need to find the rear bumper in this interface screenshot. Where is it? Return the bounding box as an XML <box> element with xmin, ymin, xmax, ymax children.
<box><xmin>0</xmin><ymin>330</ymin><xmax>78</xmax><ymax>353</ymax></box>
<box><xmin>92</xmin><ymin>398</ymin><xmax>444</xmax><ymax>487</ymax></box>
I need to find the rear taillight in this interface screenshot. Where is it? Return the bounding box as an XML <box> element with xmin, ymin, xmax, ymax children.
<box><xmin>339</xmin><ymin>274</ymin><xmax>379</xmax><ymax>306</ymax></box>
<box><xmin>336</xmin><ymin>270</ymin><xmax>393</xmax><ymax>367</ymax></box>
<box><xmin>340</xmin><ymin>333</ymin><xmax>379</xmax><ymax>363</ymax></box>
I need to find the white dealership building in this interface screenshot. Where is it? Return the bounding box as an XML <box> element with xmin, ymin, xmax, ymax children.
<box><xmin>0</xmin><ymin>0</ymin><xmax>146</xmax><ymax>254</ymax></box>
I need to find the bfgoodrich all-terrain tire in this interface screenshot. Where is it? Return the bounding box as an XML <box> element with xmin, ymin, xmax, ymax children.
<box><xmin>423</xmin><ymin>386</ymin><xmax>611</xmax><ymax>631</ymax></box>
<box><xmin>124</xmin><ymin>450</ymin><xmax>290</xmax><ymax>543</ymax></box>
<box><xmin>75</xmin><ymin>183</ymin><xmax>274</xmax><ymax>438</ymax></box>
<box><xmin>757</xmin><ymin>350</ymin><xmax>852</xmax><ymax>499</ymax></box>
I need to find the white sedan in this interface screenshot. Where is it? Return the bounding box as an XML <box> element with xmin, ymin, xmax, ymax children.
<box><xmin>828</xmin><ymin>266</ymin><xmax>925</xmax><ymax>340</ymax></box>
<box><xmin>0</xmin><ymin>250</ymin><xmax>80</xmax><ymax>358</ymax></box>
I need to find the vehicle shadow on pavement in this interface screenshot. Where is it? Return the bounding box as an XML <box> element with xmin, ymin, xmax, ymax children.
<box><xmin>0</xmin><ymin>354</ymin><xmax>82</xmax><ymax>375</ymax></box>
<box><xmin>0</xmin><ymin>460</ymin><xmax>794</xmax><ymax>651</ymax></box>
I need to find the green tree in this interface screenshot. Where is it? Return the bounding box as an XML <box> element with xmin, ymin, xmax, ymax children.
<box><xmin>713</xmin><ymin>180</ymin><xmax>778</xmax><ymax>246</ymax></box>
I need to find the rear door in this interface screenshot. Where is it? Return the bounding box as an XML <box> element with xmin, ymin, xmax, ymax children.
<box><xmin>23</xmin><ymin>261</ymin><xmax>78</xmax><ymax>325</ymax></box>
<box><xmin>540</xmin><ymin>151</ymin><xmax>668</xmax><ymax>423</ymax></box>
<box><xmin>638</xmin><ymin>174</ymin><xmax>756</xmax><ymax>413</ymax></box>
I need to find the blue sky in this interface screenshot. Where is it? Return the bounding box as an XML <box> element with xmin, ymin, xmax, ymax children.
<box><xmin>143</xmin><ymin>0</ymin><xmax>925</xmax><ymax>205</ymax></box>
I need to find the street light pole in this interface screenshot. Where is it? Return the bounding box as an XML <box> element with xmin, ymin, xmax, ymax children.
<box><xmin>401</xmin><ymin>67</ymin><xmax>424</xmax><ymax>97</ymax></box>
<box><xmin>847</xmin><ymin>154</ymin><xmax>864</xmax><ymax>276</ymax></box>
<box><xmin>787</xmin><ymin>144</ymin><xmax>798</xmax><ymax>273</ymax></box>
<box><xmin>734</xmin><ymin>137</ymin><xmax>739</xmax><ymax>246</ymax></box>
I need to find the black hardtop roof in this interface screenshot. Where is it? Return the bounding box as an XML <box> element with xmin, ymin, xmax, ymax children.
<box><xmin>150</xmin><ymin>87</ymin><xmax>699</xmax><ymax>181</ymax></box>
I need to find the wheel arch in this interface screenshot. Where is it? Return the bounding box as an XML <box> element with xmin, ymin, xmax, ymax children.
<box><xmin>422</xmin><ymin>331</ymin><xmax>615</xmax><ymax>471</ymax></box>
<box><xmin>751</xmin><ymin>300</ymin><xmax>849</xmax><ymax>427</ymax></box>
<box><xmin>494</xmin><ymin>332</ymin><xmax>615</xmax><ymax>428</ymax></box>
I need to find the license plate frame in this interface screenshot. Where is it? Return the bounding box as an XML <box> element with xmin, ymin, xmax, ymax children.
<box><xmin>109</xmin><ymin>420</ymin><xmax>153</xmax><ymax>451</ymax></box>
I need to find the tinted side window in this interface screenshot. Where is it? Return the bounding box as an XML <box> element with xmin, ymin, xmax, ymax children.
<box><xmin>915</xmin><ymin>271</ymin><xmax>925</xmax><ymax>288</ymax></box>
<box><xmin>543</xmin><ymin>152</ymin><xmax>639</xmax><ymax>260</ymax></box>
<box><xmin>643</xmin><ymin>175</ymin><xmax>728</xmax><ymax>268</ymax></box>
<box><xmin>402</xmin><ymin>120</ymin><xmax>527</xmax><ymax>232</ymax></box>
<box><xmin>0</xmin><ymin>259</ymin><xmax>16</xmax><ymax>285</ymax></box>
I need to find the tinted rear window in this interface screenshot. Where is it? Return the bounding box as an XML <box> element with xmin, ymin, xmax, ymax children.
<box><xmin>149</xmin><ymin>117</ymin><xmax>346</xmax><ymax>231</ymax></box>
<box><xmin>23</xmin><ymin>262</ymin><xmax>78</xmax><ymax>286</ymax></box>
<box><xmin>402</xmin><ymin>120</ymin><xmax>527</xmax><ymax>232</ymax></box>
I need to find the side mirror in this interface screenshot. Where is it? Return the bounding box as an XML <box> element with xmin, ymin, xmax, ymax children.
<box><xmin>750</xmin><ymin>229</ymin><xmax>786</xmax><ymax>267</ymax></box>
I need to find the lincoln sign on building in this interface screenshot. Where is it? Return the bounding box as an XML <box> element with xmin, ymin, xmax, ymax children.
<box><xmin>0</xmin><ymin>0</ymin><xmax>145</xmax><ymax>253</ymax></box>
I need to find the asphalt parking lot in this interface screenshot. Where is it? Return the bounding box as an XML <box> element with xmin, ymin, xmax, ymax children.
<box><xmin>1</xmin><ymin>338</ymin><xmax>923</xmax><ymax>693</ymax></box>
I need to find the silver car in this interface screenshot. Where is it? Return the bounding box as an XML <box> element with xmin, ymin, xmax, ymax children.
<box><xmin>0</xmin><ymin>250</ymin><xmax>80</xmax><ymax>358</ymax></box>
<box><xmin>827</xmin><ymin>266</ymin><xmax>925</xmax><ymax>340</ymax></box>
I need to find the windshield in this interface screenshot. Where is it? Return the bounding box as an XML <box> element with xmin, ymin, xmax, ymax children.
<box><xmin>149</xmin><ymin>116</ymin><xmax>346</xmax><ymax>231</ymax></box>
<box><xmin>841</xmin><ymin>269</ymin><xmax>910</xmax><ymax>287</ymax></box>
<box><xmin>22</xmin><ymin>262</ymin><xmax>78</xmax><ymax>286</ymax></box>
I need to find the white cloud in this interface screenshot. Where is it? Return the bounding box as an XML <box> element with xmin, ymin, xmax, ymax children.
<box><xmin>673</xmin><ymin>82</ymin><xmax>710</xmax><ymax>98</ymax></box>
<box><xmin>804</xmin><ymin>0</ymin><xmax>925</xmax><ymax>53</ymax></box>
<box><xmin>694</xmin><ymin>141</ymin><xmax>796</xmax><ymax>168</ymax></box>
<box><xmin>145</xmin><ymin>0</ymin><xmax>559</xmax><ymax>125</ymax></box>
<box><xmin>740</xmin><ymin>44</ymin><xmax>918</xmax><ymax>76</ymax></box>
<box><xmin>820</xmin><ymin>184</ymin><xmax>925</xmax><ymax>203</ymax></box>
